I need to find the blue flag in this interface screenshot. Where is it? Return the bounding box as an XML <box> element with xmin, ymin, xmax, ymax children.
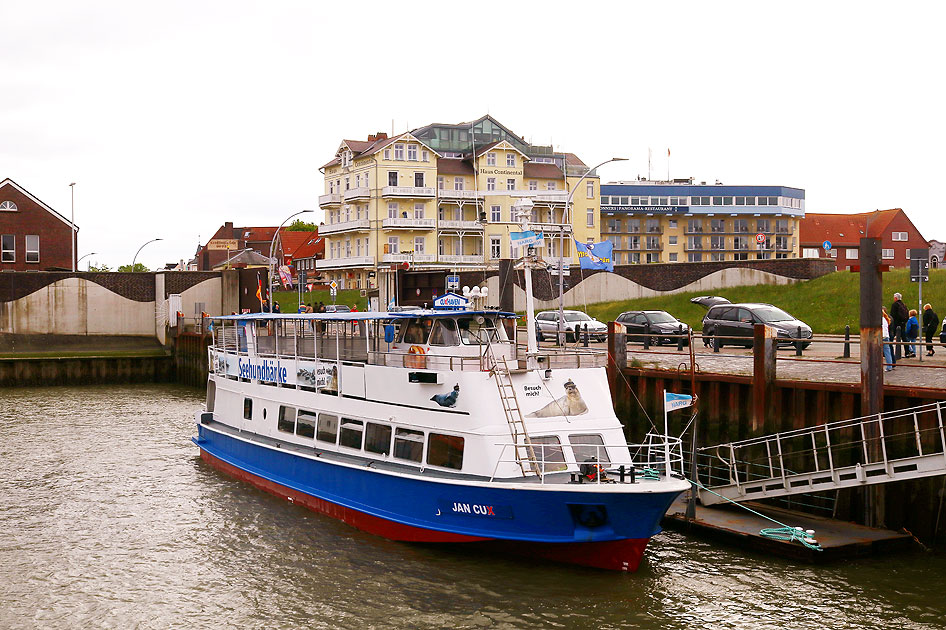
<box><xmin>574</xmin><ymin>239</ymin><xmax>614</xmax><ymax>271</ymax></box>
<box><xmin>664</xmin><ymin>392</ymin><xmax>693</xmax><ymax>412</ymax></box>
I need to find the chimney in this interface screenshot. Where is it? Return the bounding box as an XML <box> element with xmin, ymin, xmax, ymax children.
<box><xmin>376</xmin><ymin>132</ymin><xmax>387</xmax><ymax>140</ymax></box>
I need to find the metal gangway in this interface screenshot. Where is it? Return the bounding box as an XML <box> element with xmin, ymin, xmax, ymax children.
<box><xmin>695</xmin><ymin>401</ymin><xmax>946</xmax><ymax>506</ymax></box>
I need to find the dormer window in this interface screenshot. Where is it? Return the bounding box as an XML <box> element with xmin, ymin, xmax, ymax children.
<box><xmin>407</xmin><ymin>145</ymin><xmax>418</xmax><ymax>161</ymax></box>
<box><xmin>394</xmin><ymin>144</ymin><xmax>405</xmax><ymax>160</ymax></box>
<box><xmin>0</xmin><ymin>201</ymin><xmax>16</xmax><ymax>211</ymax></box>
<box><xmin>506</xmin><ymin>154</ymin><xmax>515</xmax><ymax>167</ymax></box>
<box><xmin>487</xmin><ymin>152</ymin><xmax>496</xmax><ymax>166</ymax></box>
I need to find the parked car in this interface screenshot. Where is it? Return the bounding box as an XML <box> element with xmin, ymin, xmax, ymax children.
<box><xmin>692</xmin><ymin>297</ymin><xmax>812</xmax><ymax>348</ymax></box>
<box><xmin>535</xmin><ymin>310</ymin><xmax>608</xmax><ymax>342</ymax></box>
<box><xmin>615</xmin><ymin>310</ymin><xmax>690</xmax><ymax>346</ymax></box>
<box><xmin>323</xmin><ymin>304</ymin><xmax>351</xmax><ymax>313</ymax></box>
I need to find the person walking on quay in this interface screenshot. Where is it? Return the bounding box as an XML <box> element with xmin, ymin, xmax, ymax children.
<box><xmin>905</xmin><ymin>309</ymin><xmax>920</xmax><ymax>358</ymax></box>
<box><xmin>882</xmin><ymin>307</ymin><xmax>895</xmax><ymax>371</ymax></box>
<box><xmin>923</xmin><ymin>303</ymin><xmax>939</xmax><ymax>356</ymax></box>
<box><xmin>890</xmin><ymin>292</ymin><xmax>909</xmax><ymax>359</ymax></box>
<box><xmin>273</xmin><ymin>301</ymin><xmax>281</xmax><ymax>314</ymax></box>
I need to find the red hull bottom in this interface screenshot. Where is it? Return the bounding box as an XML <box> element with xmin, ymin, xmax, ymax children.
<box><xmin>200</xmin><ymin>449</ymin><xmax>650</xmax><ymax>571</ymax></box>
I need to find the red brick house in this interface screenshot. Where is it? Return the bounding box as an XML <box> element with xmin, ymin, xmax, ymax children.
<box><xmin>799</xmin><ymin>209</ymin><xmax>928</xmax><ymax>271</ymax></box>
<box><xmin>196</xmin><ymin>222</ymin><xmax>322</xmax><ymax>276</ymax></box>
<box><xmin>287</xmin><ymin>233</ymin><xmax>324</xmax><ymax>284</ymax></box>
<box><xmin>0</xmin><ymin>178</ymin><xmax>77</xmax><ymax>271</ymax></box>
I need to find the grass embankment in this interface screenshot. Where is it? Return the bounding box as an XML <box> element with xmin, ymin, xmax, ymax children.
<box><xmin>581</xmin><ymin>268</ymin><xmax>946</xmax><ymax>334</ymax></box>
<box><xmin>270</xmin><ymin>288</ymin><xmax>368</xmax><ymax>313</ymax></box>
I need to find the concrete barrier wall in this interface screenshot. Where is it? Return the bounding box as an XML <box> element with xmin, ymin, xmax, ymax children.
<box><xmin>486</xmin><ymin>266</ymin><xmax>802</xmax><ymax>311</ymax></box>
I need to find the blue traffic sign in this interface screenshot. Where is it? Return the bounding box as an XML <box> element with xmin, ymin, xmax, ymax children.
<box><xmin>822</xmin><ymin>240</ymin><xmax>832</xmax><ymax>251</ymax></box>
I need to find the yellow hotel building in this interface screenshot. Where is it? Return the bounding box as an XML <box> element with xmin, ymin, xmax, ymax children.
<box><xmin>318</xmin><ymin>116</ymin><xmax>600</xmax><ymax>293</ymax></box>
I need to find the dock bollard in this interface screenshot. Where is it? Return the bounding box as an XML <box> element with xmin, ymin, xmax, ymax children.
<box><xmin>583</xmin><ymin>323</ymin><xmax>589</xmax><ymax>347</ymax></box>
<box><xmin>676</xmin><ymin>325</ymin><xmax>684</xmax><ymax>351</ymax></box>
<box><xmin>643</xmin><ymin>324</ymin><xmax>651</xmax><ymax>350</ymax></box>
<box><xmin>795</xmin><ymin>326</ymin><xmax>803</xmax><ymax>356</ymax></box>
<box><xmin>843</xmin><ymin>325</ymin><xmax>851</xmax><ymax>358</ymax></box>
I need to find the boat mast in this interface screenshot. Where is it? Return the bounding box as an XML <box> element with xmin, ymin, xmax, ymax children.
<box><xmin>514</xmin><ymin>198</ymin><xmax>539</xmax><ymax>369</ymax></box>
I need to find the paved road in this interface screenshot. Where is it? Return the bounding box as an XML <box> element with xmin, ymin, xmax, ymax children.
<box><xmin>521</xmin><ymin>329</ymin><xmax>946</xmax><ymax>389</ymax></box>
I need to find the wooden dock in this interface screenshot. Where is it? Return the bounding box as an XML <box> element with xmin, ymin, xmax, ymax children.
<box><xmin>662</xmin><ymin>496</ymin><xmax>915</xmax><ymax>562</ymax></box>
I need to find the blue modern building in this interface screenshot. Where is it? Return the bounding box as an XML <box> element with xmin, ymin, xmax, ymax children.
<box><xmin>600</xmin><ymin>179</ymin><xmax>805</xmax><ymax>263</ymax></box>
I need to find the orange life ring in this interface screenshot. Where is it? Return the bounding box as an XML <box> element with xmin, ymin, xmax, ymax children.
<box><xmin>404</xmin><ymin>345</ymin><xmax>427</xmax><ymax>369</ymax></box>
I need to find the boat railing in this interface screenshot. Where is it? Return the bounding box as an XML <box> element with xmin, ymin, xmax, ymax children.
<box><xmin>488</xmin><ymin>434</ymin><xmax>685</xmax><ymax>483</ymax></box>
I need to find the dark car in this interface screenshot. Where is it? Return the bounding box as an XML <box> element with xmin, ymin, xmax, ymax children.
<box><xmin>694</xmin><ymin>298</ymin><xmax>812</xmax><ymax>348</ymax></box>
<box><xmin>616</xmin><ymin>310</ymin><xmax>690</xmax><ymax>346</ymax></box>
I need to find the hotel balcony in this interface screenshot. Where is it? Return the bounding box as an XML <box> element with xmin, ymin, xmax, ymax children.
<box><xmin>319</xmin><ymin>193</ymin><xmax>342</xmax><ymax>207</ymax></box>
<box><xmin>317</xmin><ymin>256</ymin><xmax>375</xmax><ymax>270</ymax></box>
<box><xmin>439</xmin><ymin>220</ymin><xmax>484</xmax><ymax>231</ymax></box>
<box><xmin>382</xmin><ymin>186</ymin><xmax>436</xmax><ymax>198</ymax></box>
<box><xmin>532</xmin><ymin>191</ymin><xmax>568</xmax><ymax>204</ymax></box>
<box><xmin>318</xmin><ymin>219</ymin><xmax>370</xmax><ymax>235</ymax></box>
<box><xmin>439</xmin><ymin>254</ymin><xmax>483</xmax><ymax>264</ymax></box>
<box><xmin>382</xmin><ymin>217</ymin><xmax>436</xmax><ymax>230</ymax></box>
<box><xmin>381</xmin><ymin>253</ymin><xmax>436</xmax><ymax>264</ymax></box>
<box><xmin>438</xmin><ymin>189</ymin><xmax>483</xmax><ymax>201</ymax></box>
<box><xmin>685</xmin><ymin>243</ymin><xmax>705</xmax><ymax>251</ymax></box>
<box><xmin>343</xmin><ymin>186</ymin><xmax>370</xmax><ymax>201</ymax></box>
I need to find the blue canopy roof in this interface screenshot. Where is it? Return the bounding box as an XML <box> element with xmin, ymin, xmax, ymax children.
<box><xmin>213</xmin><ymin>310</ymin><xmax>517</xmax><ymax>322</ymax></box>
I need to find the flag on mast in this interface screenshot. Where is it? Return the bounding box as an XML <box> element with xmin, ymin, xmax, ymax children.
<box><xmin>664</xmin><ymin>391</ymin><xmax>693</xmax><ymax>412</ymax></box>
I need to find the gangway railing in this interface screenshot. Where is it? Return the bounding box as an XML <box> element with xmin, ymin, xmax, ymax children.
<box><xmin>695</xmin><ymin>401</ymin><xmax>946</xmax><ymax>505</ymax></box>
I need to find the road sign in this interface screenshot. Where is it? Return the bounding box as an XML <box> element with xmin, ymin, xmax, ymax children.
<box><xmin>755</xmin><ymin>233</ymin><xmax>766</xmax><ymax>244</ymax></box>
<box><xmin>910</xmin><ymin>258</ymin><xmax>930</xmax><ymax>282</ymax></box>
<box><xmin>822</xmin><ymin>240</ymin><xmax>832</xmax><ymax>252</ymax></box>
<box><xmin>446</xmin><ymin>274</ymin><xmax>459</xmax><ymax>290</ymax></box>
<box><xmin>330</xmin><ymin>280</ymin><xmax>338</xmax><ymax>290</ymax></box>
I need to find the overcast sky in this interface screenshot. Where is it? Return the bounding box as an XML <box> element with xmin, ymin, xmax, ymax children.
<box><xmin>2</xmin><ymin>1</ymin><xmax>943</xmax><ymax>270</ymax></box>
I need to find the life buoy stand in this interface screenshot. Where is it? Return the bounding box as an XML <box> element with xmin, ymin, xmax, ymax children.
<box><xmin>404</xmin><ymin>345</ymin><xmax>427</xmax><ymax>369</ymax></box>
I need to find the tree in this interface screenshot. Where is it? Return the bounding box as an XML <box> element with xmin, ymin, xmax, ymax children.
<box><xmin>88</xmin><ymin>262</ymin><xmax>111</xmax><ymax>272</ymax></box>
<box><xmin>287</xmin><ymin>219</ymin><xmax>317</xmax><ymax>232</ymax></box>
<box><xmin>118</xmin><ymin>263</ymin><xmax>150</xmax><ymax>272</ymax></box>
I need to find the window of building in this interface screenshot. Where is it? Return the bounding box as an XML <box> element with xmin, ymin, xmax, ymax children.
<box><xmin>388</xmin><ymin>171</ymin><xmax>398</xmax><ymax>186</ymax></box>
<box><xmin>646</xmin><ymin>236</ymin><xmax>660</xmax><ymax>250</ymax></box>
<box><xmin>414</xmin><ymin>172</ymin><xmax>424</xmax><ymax>187</ymax></box>
<box><xmin>711</xmin><ymin>236</ymin><xmax>725</xmax><ymax>250</ymax></box>
<box><xmin>547</xmin><ymin>182</ymin><xmax>556</xmax><ymax>191</ymax></box>
<box><xmin>711</xmin><ymin>219</ymin><xmax>724</xmax><ymax>233</ymax></box>
<box><xmin>734</xmin><ymin>252</ymin><xmax>748</xmax><ymax>261</ymax></box>
<box><xmin>490</xmin><ymin>236</ymin><xmax>501</xmax><ymax>259</ymax></box>
<box><xmin>394</xmin><ymin>144</ymin><xmax>404</xmax><ymax>160</ymax></box>
<box><xmin>803</xmin><ymin>248</ymin><xmax>820</xmax><ymax>258</ymax></box>
<box><xmin>454</xmin><ymin>177</ymin><xmax>464</xmax><ymax>191</ymax></box>
<box><xmin>687</xmin><ymin>219</ymin><xmax>703</xmax><ymax>233</ymax></box>
<box><xmin>414</xmin><ymin>236</ymin><xmax>425</xmax><ymax>254</ymax></box>
<box><xmin>487</xmin><ymin>178</ymin><xmax>496</xmax><ymax>191</ymax></box>
<box><xmin>407</xmin><ymin>145</ymin><xmax>418</xmax><ymax>161</ymax></box>
<box><xmin>506</xmin><ymin>153</ymin><xmax>516</xmax><ymax>167</ymax></box>
<box><xmin>586</xmin><ymin>181</ymin><xmax>594</xmax><ymax>199</ymax></box>
<box><xmin>829</xmin><ymin>249</ymin><xmax>838</xmax><ymax>258</ymax></box>
<box><xmin>688</xmin><ymin>252</ymin><xmax>701</xmax><ymax>262</ymax></box>
<box><xmin>365</xmin><ymin>422</ymin><xmax>392</xmax><ymax>455</ymax></box>
<box><xmin>892</xmin><ymin>232</ymin><xmax>908</xmax><ymax>241</ymax></box>
<box><xmin>383</xmin><ymin>149</ymin><xmax>390</xmax><ymax>160</ymax></box>
<box><xmin>628</xmin><ymin>235</ymin><xmax>640</xmax><ymax>250</ymax></box>
<box><xmin>668</xmin><ymin>219</ymin><xmax>678</xmax><ymax>229</ymax></box>
<box><xmin>712</xmin><ymin>196</ymin><xmax>723</xmax><ymax>205</ymax></box>
<box><xmin>688</xmin><ymin>236</ymin><xmax>702</xmax><ymax>250</ymax></box>
<box><xmin>394</xmin><ymin>428</ymin><xmax>424</xmax><ymax>462</ymax></box>
<box><xmin>646</xmin><ymin>219</ymin><xmax>660</xmax><ymax>233</ymax></box>
<box><xmin>317</xmin><ymin>414</ymin><xmax>338</xmax><ymax>443</ymax></box>
<box><xmin>627</xmin><ymin>219</ymin><xmax>640</xmax><ymax>233</ymax></box>
<box><xmin>243</xmin><ymin>398</ymin><xmax>252</xmax><ymax>420</ymax></box>
<box><xmin>25</xmin><ymin>235</ymin><xmax>39</xmax><ymax>263</ymax></box>
<box><xmin>668</xmin><ymin>235</ymin><xmax>678</xmax><ymax>245</ymax></box>
<box><xmin>776</xmin><ymin>219</ymin><xmax>790</xmax><ymax>233</ymax></box>
<box><xmin>2</xmin><ymin>233</ymin><xmax>15</xmax><ymax>262</ymax></box>
<box><xmin>507</xmin><ymin>178</ymin><xmax>516</xmax><ymax>190</ymax></box>
<box><xmin>586</xmin><ymin>209</ymin><xmax>594</xmax><ymax>227</ymax></box>
<box><xmin>486</xmin><ymin>152</ymin><xmax>496</xmax><ymax>166</ymax></box>
<box><xmin>757</xmin><ymin>219</ymin><xmax>770</xmax><ymax>232</ymax></box>
<box><xmin>277</xmin><ymin>406</ymin><xmax>296</xmax><ymax>433</ymax></box>
<box><xmin>427</xmin><ymin>433</ymin><xmax>464</xmax><ymax>470</ymax></box>
<box><xmin>490</xmin><ymin>205</ymin><xmax>501</xmax><ymax>222</ymax></box>
<box><xmin>529</xmin><ymin>180</ymin><xmax>537</xmax><ymax>191</ymax></box>
<box><xmin>734</xmin><ymin>219</ymin><xmax>748</xmax><ymax>233</ymax></box>
<box><xmin>0</xmin><ymin>201</ymin><xmax>17</xmax><ymax>212</ymax></box>
<box><xmin>388</xmin><ymin>237</ymin><xmax>399</xmax><ymax>253</ymax></box>
<box><xmin>734</xmin><ymin>236</ymin><xmax>749</xmax><ymax>250</ymax></box>
<box><xmin>845</xmin><ymin>248</ymin><xmax>858</xmax><ymax>260</ymax></box>
<box><xmin>414</xmin><ymin>203</ymin><xmax>424</xmax><ymax>219</ymax></box>
<box><xmin>882</xmin><ymin>248</ymin><xmax>894</xmax><ymax>259</ymax></box>
<box><xmin>437</xmin><ymin>176</ymin><xmax>444</xmax><ymax>190</ymax></box>
<box><xmin>775</xmin><ymin>236</ymin><xmax>789</xmax><ymax>251</ymax></box>
<box><xmin>669</xmin><ymin>253</ymin><xmax>678</xmax><ymax>262</ymax></box>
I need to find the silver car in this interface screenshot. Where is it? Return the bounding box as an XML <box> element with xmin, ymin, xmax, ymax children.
<box><xmin>535</xmin><ymin>310</ymin><xmax>608</xmax><ymax>342</ymax></box>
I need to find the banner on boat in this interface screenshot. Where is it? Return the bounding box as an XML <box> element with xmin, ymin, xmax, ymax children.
<box><xmin>217</xmin><ymin>354</ymin><xmax>337</xmax><ymax>390</ymax></box>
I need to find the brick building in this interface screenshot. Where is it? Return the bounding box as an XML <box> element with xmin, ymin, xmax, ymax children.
<box><xmin>196</xmin><ymin>222</ymin><xmax>322</xmax><ymax>282</ymax></box>
<box><xmin>0</xmin><ymin>178</ymin><xmax>77</xmax><ymax>271</ymax></box>
<box><xmin>800</xmin><ymin>209</ymin><xmax>928</xmax><ymax>271</ymax></box>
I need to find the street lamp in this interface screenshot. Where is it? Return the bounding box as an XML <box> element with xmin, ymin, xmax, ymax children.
<box><xmin>269</xmin><ymin>209</ymin><xmax>315</xmax><ymax>293</ymax></box>
<box><xmin>69</xmin><ymin>183</ymin><xmax>76</xmax><ymax>272</ymax></box>
<box><xmin>556</xmin><ymin>157</ymin><xmax>627</xmax><ymax>344</ymax></box>
<box><xmin>132</xmin><ymin>238</ymin><xmax>163</xmax><ymax>270</ymax></box>
<box><xmin>77</xmin><ymin>252</ymin><xmax>97</xmax><ymax>271</ymax></box>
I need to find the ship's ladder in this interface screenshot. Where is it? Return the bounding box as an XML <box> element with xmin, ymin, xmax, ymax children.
<box><xmin>483</xmin><ymin>342</ymin><xmax>542</xmax><ymax>478</ymax></box>
<box><xmin>695</xmin><ymin>400</ymin><xmax>946</xmax><ymax>505</ymax></box>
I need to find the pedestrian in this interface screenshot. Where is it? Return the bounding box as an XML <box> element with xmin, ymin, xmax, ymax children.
<box><xmin>318</xmin><ymin>301</ymin><xmax>326</xmax><ymax>313</ymax></box>
<box><xmin>305</xmin><ymin>303</ymin><xmax>313</xmax><ymax>313</ymax></box>
<box><xmin>890</xmin><ymin>292</ymin><xmax>908</xmax><ymax>359</ymax></box>
<box><xmin>905</xmin><ymin>309</ymin><xmax>919</xmax><ymax>357</ymax></box>
<box><xmin>923</xmin><ymin>303</ymin><xmax>939</xmax><ymax>356</ymax></box>
<box><xmin>882</xmin><ymin>308</ymin><xmax>894</xmax><ymax>371</ymax></box>
<box><xmin>351</xmin><ymin>304</ymin><xmax>359</xmax><ymax>312</ymax></box>
<box><xmin>273</xmin><ymin>301</ymin><xmax>281</xmax><ymax>314</ymax></box>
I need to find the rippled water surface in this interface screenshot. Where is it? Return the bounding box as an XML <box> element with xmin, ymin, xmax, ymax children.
<box><xmin>1</xmin><ymin>385</ymin><xmax>945</xmax><ymax>629</ymax></box>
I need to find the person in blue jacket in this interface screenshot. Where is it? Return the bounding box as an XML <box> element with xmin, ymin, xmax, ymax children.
<box><xmin>905</xmin><ymin>309</ymin><xmax>920</xmax><ymax>358</ymax></box>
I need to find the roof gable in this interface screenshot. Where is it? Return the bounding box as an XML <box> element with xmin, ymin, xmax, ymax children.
<box><xmin>0</xmin><ymin>178</ymin><xmax>76</xmax><ymax>230</ymax></box>
<box><xmin>474</xmin><ymin>139</ymin><xmax>530</xmax><ymax>160</ymax></box>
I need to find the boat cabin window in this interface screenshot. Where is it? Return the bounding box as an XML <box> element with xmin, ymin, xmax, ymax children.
<box><xmin>394</xmin><ymin>428</ymin><xmax>424</xmax><ymax>462</ymax></box>
<box><xmin>400</xmin><ymin>319</ymin><xmax>433</xmax><ymax>345</ymax></box>
<box><xmin>296</xmin><ymin>410</ymin><xmax>317</xmax><ymax>439</ymax></box>
<box><xmin>569</xmin><ymin>434</ymin><xmax>610</xmax><ymax>464</ymax></box>
<box><xmin>531</xmin><ymin>436</ymin><xmax>567</xmax><ymax>472</ymax></box>
<box><xmin>317</xmin><ymin>414</ymin><xmax>338</xmax><ymax>444</ymax></box>
<box><xmin>365</xmin><ymin>422</ymin><xmax>392</xmax><ymax>455</ymax></box>
<box><xmin>428</xmin><ymin>319</ymin><xmax>460</xmax><ymax>346</ymax></box>
<box><xmin>457</xmin><ymin>316</ymin><xmax>505</xmax><ymax>344</ymax></box>
<box><xmin>278</xmin><ymin>406</ymin><xmax>297</xmax><ymax>434</ymax></box>
<box><xmin>426</xmin><ymin>433</ymin><xmax>464</xmax><ymax>470</ymax></box>
<box><xmin>340</xmin><ymin>418</ymin><xmax>364</xmax><ymax>449</ymax></box>
<box><xmin>243</xmin><ymin>398</ymin><xmax>253</xmax><ymax>420</ymax></box>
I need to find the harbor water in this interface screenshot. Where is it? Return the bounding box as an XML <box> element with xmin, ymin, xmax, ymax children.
<box><xmin>1</xmin><ymin>385</ymin><xmax>944</xmax><ymax>630</ymax></box>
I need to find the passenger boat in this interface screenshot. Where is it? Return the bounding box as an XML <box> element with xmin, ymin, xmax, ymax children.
<box><xmin>194</xmin><ymin>259</ymin><xmax>689</xmax><ymax>572</ymax></box>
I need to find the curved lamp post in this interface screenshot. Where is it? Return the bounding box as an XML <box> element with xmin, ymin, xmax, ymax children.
<box><xmin>269</xmin><ymin>209</ymin><xmax>314</xmax><ymax>293</ymax></box>
<box><xmin>132</xmin><ymin>238</ymin><xmax>163</xmax><ymax>270</ymax></box>
<box><xmin>556</xmin><ymin>157</ymin><xmax>627</xmax><ymax>344</ymax></box>
<box><xmin>77</xmin><ymin>252</ymin><xmax>97</xmax><ymax>271</ymax></box>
